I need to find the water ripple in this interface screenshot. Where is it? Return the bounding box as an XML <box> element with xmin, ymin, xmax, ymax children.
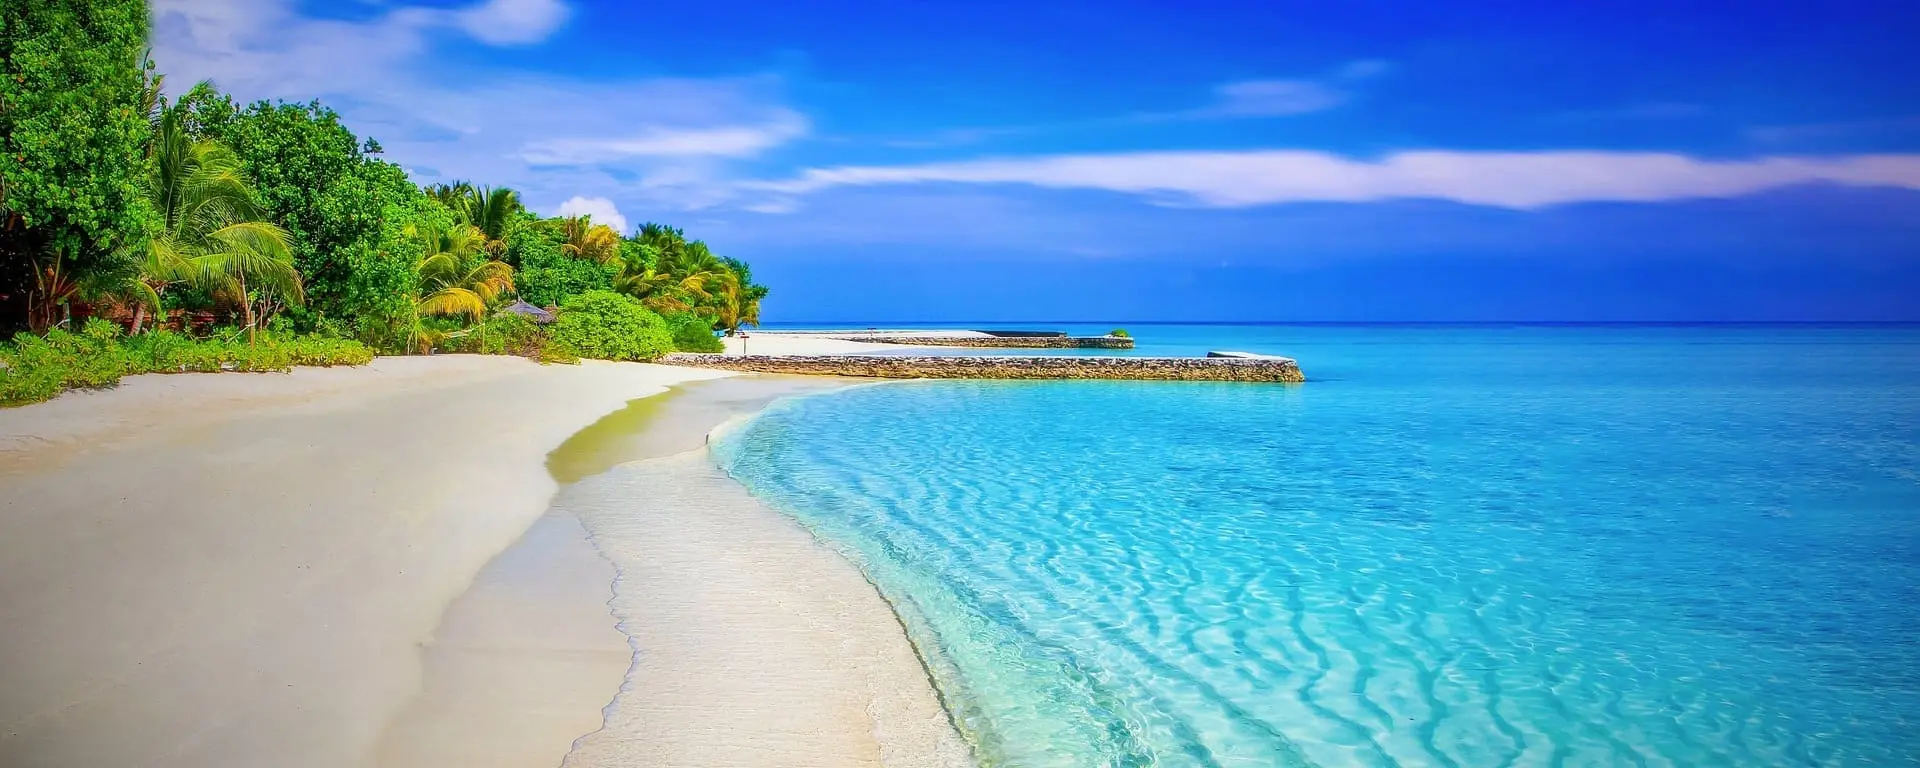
<box><xmin>715</xmin><ymin>329</ymin><xmax>1920</xmax><ymax>767</ymax></box>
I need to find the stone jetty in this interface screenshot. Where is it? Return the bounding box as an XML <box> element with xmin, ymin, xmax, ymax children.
<box><xmin>813</xmin><ymin>332</ymin><xmax>1134</xmax><ymax>349</ymax></box>
<box><xmin>659</xmin><ymin>354</ymin><xmax>1305</xmax><ymax>383</ymax></box>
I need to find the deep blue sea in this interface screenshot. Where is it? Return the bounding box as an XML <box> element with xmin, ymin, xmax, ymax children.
<box><xmin>716</xmin><ymin>325</ymin><xmax>1920</xmax><ymax>766</ymax></box>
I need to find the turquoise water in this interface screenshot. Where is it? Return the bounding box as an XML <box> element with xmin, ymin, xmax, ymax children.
<box><xmin>714</xmin><ymin>325</ymin><xmax>1920</xmax><ymax>766</ymax></box>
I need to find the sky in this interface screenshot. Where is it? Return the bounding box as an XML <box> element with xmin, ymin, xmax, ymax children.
<box><xmin>151</xmin><ymin>0</ymin><xmax>1920</xmax><ymax>322</ymax></box>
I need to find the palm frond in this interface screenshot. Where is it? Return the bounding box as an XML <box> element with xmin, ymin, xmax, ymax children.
<box><xmin>125</xmin><ymin>278</ymin><xmax>162</xmax><ymax>312</ymax></box>
<box><xmin>201</xmin><ymin>222</ymin><xmax>304</xmax><ymax>304</ymax></box>
<box><xmin>461</xmin><ymin>260</ymin><xmax>516</xmax><ymax>304</ymax></box>
<box><xmin>417</xmin><ymin>251</ymin><xmax>462</xmax><ymax>288</ymax></box>
<box><xmin>417</xmin><ymin>288</ymin><xmax>488</xmax><ymax>322</ymax></box>
<box><xmin>145</xmin><ymin>236</ymin><xmax>200</xmax><ymax>284</ymax></box>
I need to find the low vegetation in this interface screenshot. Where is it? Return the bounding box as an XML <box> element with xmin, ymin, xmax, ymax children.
<box><xmin>550</xmin><ymin>291</ymin><xmax>675</xmax><ymax>363</ymax></box>
<box><xmin>0</xmin><ymin>319</ymin><xmax>371</xmax><ymax>406</ymax></box>
<box><xmin>0</xmin><ymin>0</ymin><xmax>765</xmax><ymax>406</ymax></box>
<box><xmin>1110</xmin><ymin>328</ymin><xmax>1131</xmax><ymax>338</ymax></box>
<box><xmin>665</xmin><ymin>312</ymin><xmax>725</xmax><ymax>353</ymax></box>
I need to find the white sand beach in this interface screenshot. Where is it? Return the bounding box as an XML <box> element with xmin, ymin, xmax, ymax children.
<box><xmin>0</xmin><ymin>356</ymin><xmax>968</xmax><ymax>767</ymax></box>
<box><xmin>721</xmin><ymin>331</ymin><xmax>927</xmax><ymax>356</ymax></box>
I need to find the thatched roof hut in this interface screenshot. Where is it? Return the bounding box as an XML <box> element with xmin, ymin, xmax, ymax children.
<box><xmin>499</xmin><ymin>300</ymin><xmax>557</xmax><ymax>325</ymax></box>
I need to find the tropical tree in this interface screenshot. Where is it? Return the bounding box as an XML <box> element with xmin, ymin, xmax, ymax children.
<box><xmin>612</xmin><ymin>261</ymin><xmax>709</xmax><ymax>314</ymax></box>
<box><xmin>560</xmin><ymin>215</ymin><xmax>620</xmax><ymax>264</ymax></box>
<box><xmin>425</xmin><ymin>182</ymin><xmax>522</xmax><ymax>255</ymax></box>
<box><xmin>625</xmin><ymin>221</ymin><xmax>767</xmax><ymax>328</ymax></box>
<box><xmin>0</xmin><ymin>0</ymin><xmax>154</xmax><ymax>333</ymax></box>
<box><xmin>711</xmin><ymin>269</ymin><xmax>762</xmax><ymax>336</ymax></box>
<box><xmin>142</xmin><ymin>102</ymin><xmax>302</xmax><ymax>342</ymax></box>
<box><xmin>424</xmin><ymin>182</ymin><xmax>473</xmax><ymax>212</ymax></box>
<box><xmin>175</xmin><ymin>87</ymin><xmax>402</xmax><ymax>321</ymax></box>
<box><xmin>410</xmin><ymin>220</ymin><xmax>514</xmax><ymax>324</ymax></box>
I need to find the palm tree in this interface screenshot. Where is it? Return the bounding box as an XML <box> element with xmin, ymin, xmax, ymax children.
<box><xmin>711</xmin><ymin>269</ymin><xmax>762</xmax><ymax>336</ymax></box>
<box><xmin>612</xmin><ymin>262</ymin><xmax>710</xmax><ymax>314</ymax></box>
<box><xmin>466</xmin><ymin>186</ymin><xmax>522</xmax><ymax>255</ymax></box>
<box><xmin>425</xmin><ymin>182</ymin><xmax>522</xmax><ymax>255</ymax></box>
<box><xmin>410</xmin><ymin>220</ymin><xmax>514</xmax><ymax>324</ymax></box>
<box><xmin>144</xmin><ymin>100</ymin><xmax>302</xmax><ymax>342</ymax></box>
<box><xmin>560</xmin><ymin>215</ymin><xmax>620</xmax><ymax>264</ymax></box>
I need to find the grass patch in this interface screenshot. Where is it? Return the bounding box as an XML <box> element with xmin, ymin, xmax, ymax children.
<box><xmin>1</xmin><ymin>318</ymin><xmax>373</xmax><ymax>407</ymax></box>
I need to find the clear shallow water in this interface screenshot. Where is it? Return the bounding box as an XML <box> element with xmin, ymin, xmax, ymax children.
<box><xmin>715</xmin><ymin>326</ymin><xmax>1920</xmax><ymax>766</ymax></box>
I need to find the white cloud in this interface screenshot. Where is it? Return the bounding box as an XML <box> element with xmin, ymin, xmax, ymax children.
<box><xmin>749</xmin><ymin>150</ymin><xmax>1920</xmax><ymax>209</ymax></box>
<box><xmin>454</xmin><ymin>0</ymin><xmax>571</xmax><ymax>45</ymax></box>
<box><xmin>1151</xmin><ymin>59</ymin><xmax>1391</xmax><ymax>120</ymax></box>
<box><xmin>150</xmin><ymin>0</ymin><xmax>807</xmax><ymax>218</ymax></box>
<box><xmin>522</xmin><ymin>116</ymin><xmax>809</xmax><ymax>163</ymax></box>
<box><xmin>556</xmin><ymin>196</ymin><xmax>629</xmax><ymax>233</ymax></box>
<box><xmin>1203</xmin><ymin>80</ymin><xmax>1347</xmax><ymax>118</ymax></box>
<box><xmin>874</xmin><ymin>60</ymin><xmax>1391</xmax><ymax>149</ymax></box>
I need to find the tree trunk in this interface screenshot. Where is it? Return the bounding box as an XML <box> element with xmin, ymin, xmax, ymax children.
<box><xmin>130</xmin><ymin>302</ymin><xmax>146</xmax><ymax>335</ymax></box>
<box><xmin>240</xmin><ymin>274</ymin><xmax>255</xmax><ymax>347</ymax></box>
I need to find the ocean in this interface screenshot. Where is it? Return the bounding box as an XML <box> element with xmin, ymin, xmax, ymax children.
<box><xmin>714</xmin><ymin>324</ymin><xmax>1920</xmax><ymax>766</ymax></box>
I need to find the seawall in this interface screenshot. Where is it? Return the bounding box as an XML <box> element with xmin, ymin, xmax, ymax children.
<box><xmin>660</xmin><ymin>354</ymin><xmax>1305</xmax><ymax>383</ymax></box>
<box><xmin>848</xmin><ymin>335</ymin><xmax>1135</xmax><ymax>349</ymax></box>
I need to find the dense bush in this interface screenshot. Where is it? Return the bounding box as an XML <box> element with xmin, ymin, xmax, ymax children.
<box><xmin>510</xmin><ymin>223</ymin><xmax>618</xmax><ymax>308</ymax></box>
<box><xmin>0</xmin><ymin>0</ymin><xmax>153</xmax><ymax>332</ymax></box>
<box><xmin>549</xmin><ymin>291</ymin><xmax>673</xmax><ymax>362</ymax></box>
<box><xmin>1110</xmin><ymin>328</ymin><xmax>1131</xmax><ymax>338</ymax></box>
<box><xmin>441</xmin><ymin>312</ymin><xmax>561</xmax><ymax>360</ymax></box>
<box><xmin>665</xmin><ymin>312</ymin><xmax>724</xmax><ymax>353</ymax></box>
<box><xmin>0</xmin><ymin>319</ymin><xmax>372</xmax><ymax>407</ymax></box>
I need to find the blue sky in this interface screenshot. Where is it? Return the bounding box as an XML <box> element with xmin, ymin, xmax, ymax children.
<box><xmin>153</xmin><ymin>0</ymin><xmax>1920</xmax><ymax>321</ymax></box>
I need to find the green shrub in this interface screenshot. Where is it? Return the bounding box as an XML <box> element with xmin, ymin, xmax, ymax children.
<box><xmin>0</xmin><ymin>326</ymin><xmax>374</xmax><ymax>408</ymax></box>
<box><xmin>1109</xmin><ymin>328</ymin><xmax>1131</xmax><ymax>338</ymax></box>
<box><xmin>550</xmin><ymin>290</ymin><xmax>673</xmax><ymax>362</ymax></box>
<box><xmin>665</xmin><ymin>312</ymin><xmax>724</xmax><ymax>353</ymax></box>
<box><xmin>442</xmin><ymin>313</ymin><xmax>553</xmax><ymax>359</ymax></box>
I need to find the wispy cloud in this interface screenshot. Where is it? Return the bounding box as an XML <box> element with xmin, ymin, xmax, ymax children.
<box><xmin>1747</xmin><ymin>116</ymin><xmax>1920</xmax><ymax>146</ymax></box>
<box><xmin>522</xmin><ymin>116</ymin><xmax>809</xmax><ymax>164</ymax></box>
<box><xmin>878</xmin><ymin>60</ymin><xmax>1389</xmax><ymax>148</ymax></box>
<box><xmin>151</xmin><ymin>0</ymin><xmax>807</xmax><ymax>215</ymax></box>
<box><xmin>748</xmin><ymin>150</ymin><xmax>1920</xmax><ymax>209</ymax></box>
<box><xmin>449</xmin><ymin>0</ymin><xmax>571</xmax><ymax>45</ymax></box>
<box><xmin>1146</xmin><ymin>59</ymin><xmax>1390</xmax><ymax>121</ymax></box>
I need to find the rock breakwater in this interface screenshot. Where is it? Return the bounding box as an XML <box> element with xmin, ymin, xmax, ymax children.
<box><xmin>659</xmin><ymin>354</ymin><xmax>1305</xmax><ymax>382</ymax></box>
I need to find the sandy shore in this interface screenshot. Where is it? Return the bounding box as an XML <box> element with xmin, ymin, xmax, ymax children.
<box><xmin>382</xmin><ymin>377</ymin><xmax>971</xmax><ymax>767</ymax></box>
<box><xmin>721</xmin><ymin>332</ymin><xmax>913</xmax><ymax>356</ymax></box>
<box><xmin>0</xmin><ymin>356</ymin><xmax>731</xmax><ymax>767</ymax></box>
<box><xmin>0</xmin><ymin>356</ymin><xmax>971</xmax><ymax>767</ymax></box>
<box><xmin>560</xmin><ymin>450</ymin><xmax>972</xmax><ymax>767</ymax></box>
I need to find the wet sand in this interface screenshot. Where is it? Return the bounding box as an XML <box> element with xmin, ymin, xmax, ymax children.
<box><xmin>559</xmin><ymin>449</ymin><xmax>973</xmax><ymax>767</ymax></box>
<box><xmin>373</xmin><ymin>376</ymin><xmax>903</xmax><ymax>767</ymax></box>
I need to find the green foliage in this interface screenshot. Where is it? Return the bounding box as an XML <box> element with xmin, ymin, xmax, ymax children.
<box><xmin>0</xmin><ymin>321</ymin><xmax>372</xmax><ymax>407</ymax></box>
<box><xmin>510</xmin><ymin>222</ymin><xmax>615</xmax><ymax>307</ymax></box>
<box><xmin>665</xmin><ymin>312</ymin><xmax>724</xmax><ymax>353</ymax></box>
<box><xmin>3</xmin><ymin>55</ymin><xmax>772</xmax><ymax>354</ymax></box>
<box><xmin>140</xmin><ymin>103</ymin><xmax>302</xmax><ymax>340</ymax></box>
<box><xmin>441</xmin><ymin>312</ymin><xmax>553</xmax><ymax>359</ymax></box>
<box><xmin>179</xmin><ymin>89</ymin><xmax>415</xmax><ymax>320</ymax></box>
<box><xmin>1109</xmin><ymin>328</ymin><xmax>1131</xmax><ymax>338</ymax></box>
<box><xmin>426</xmin><ymin>181</ymin><xmax>523</xmax><ymax>253</ymax></box>
<box><xmin>340</xmin><ymin>191</ymin><xmax>437</xmax><ymax>352</ymax></box>
<box><xmin>549</xmin><ymin>290</ymin><xmax>673</xmax><ymax>362</ymax></box>
<box><xmin>0</xmin><ymin>0</ymin><xmax>154</xmax><ymax>332</ymax></box>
